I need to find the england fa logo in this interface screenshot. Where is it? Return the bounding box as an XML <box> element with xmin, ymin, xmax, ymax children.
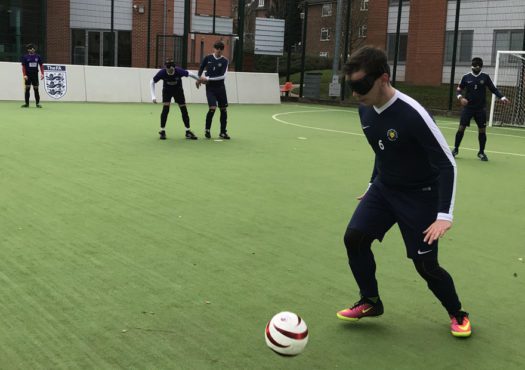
<box><xmin>44</xmin><ymin>65</ymin><xmax>67</xmax><ymax>99</ymax></box>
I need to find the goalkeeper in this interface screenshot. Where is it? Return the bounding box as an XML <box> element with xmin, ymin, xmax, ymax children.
<box><xmin>453</xmin><ymin>57</ymin><xmax>510</xmax><ymax>161</ymax></box>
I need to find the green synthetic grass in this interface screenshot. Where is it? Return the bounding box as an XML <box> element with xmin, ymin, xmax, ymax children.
<box><xmin>1</xmin><ymin>101</ymin><xmax>524</xmax><ymax>369</ymax></box>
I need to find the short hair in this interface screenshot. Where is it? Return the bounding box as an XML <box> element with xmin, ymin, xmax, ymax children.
<box><xmin>471</xmin><ymin>57</ymin><xmax>483</xmax><ymax>67</ymax></box>
<box><xmin>26</xmin><ymin>43</ymin><xmax>35</xmax><ymax>50</ymax></box>
<box><xmin>343</xmin><ymin>46</ymin><xmax>390</xmax><ymax>77</ymax></box>
<box><xmin>213</xmin><ymin>41</ymin><xmax>225</xmax><ymax>50</ymax></box>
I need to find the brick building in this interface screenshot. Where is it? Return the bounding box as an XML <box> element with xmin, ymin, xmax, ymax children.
<box><xmin>0</xmin><ymin>0</ymin><xmax>236</xmax><ymax>69</ymax></box>
<box><xmin>368</xmin><ymin>0</ymin><xmax>525</xmax><ymax>85</ymax></box>
<box><xmin>304</xmin><ymin>0</ymin><xmax>368</xmax><ymax>59</ymax></box>
<box><xmin>303</xmin><ymin>0</ymin><xmax>525</xmax><ymax>86</ymax></box>
<box><xmin>1</xmin><ymin>0</ymin><xmax>524</xmax><ymax>85</ymax></box>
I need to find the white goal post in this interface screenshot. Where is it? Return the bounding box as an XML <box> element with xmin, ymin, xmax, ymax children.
<box><xmin>489</xmin><ymin>50</ymin><xmax>525</xmax><ymax>127</ymax></box>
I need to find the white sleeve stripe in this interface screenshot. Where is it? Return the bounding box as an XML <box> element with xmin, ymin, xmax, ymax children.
<box><xmin>396</xmin><ymin>91</ymin><xmax>457</xmax><ymax>219</ymax></box>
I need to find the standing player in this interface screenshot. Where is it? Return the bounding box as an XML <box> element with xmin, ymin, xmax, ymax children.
<box><xmin>453</xmin><ymin>57</ymin><xmax>510</xmax><ymax>161</ymax></box>
<box><xmin>196</xmin><ymin>41</ymin><xmax>230</xmax><ymax>139</ymax></box>
<box><xmin>20</xmin><ymin>43</ymin><xmax>44</xmax><ymax>108</ymax></box>
<box><xmin>337</xmin><ymin>46</ymin><xmax>471</xmax><ymax>338</ymax></box>
<box><xmin>150</xmin><ymin>59</ymin><xmax>204</xmax><ymax>140</ymax></box>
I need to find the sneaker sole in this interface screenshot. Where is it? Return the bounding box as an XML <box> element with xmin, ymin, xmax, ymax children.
<box><xmin>336</xmin><ymin>313</ymin><xmax>360</xmax><ymax>321</ymax></box>
<box><xmin>451</xmin><ymin>330</ymin><xmax>471</xmax><ymax>337</ymax></box>
<box><xmin>336</xmin><ymin>312</ymin><xmax>383</xmax><ymax>321</ymax></box>
<box><xmin>450</xmin><ymin>330</ymin><xmax>472</xmax><ymax>338</ymax></box>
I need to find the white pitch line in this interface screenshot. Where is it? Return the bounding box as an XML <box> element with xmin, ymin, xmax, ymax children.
<box><xmin>285</xmin><ymin>106</ymin><xmax>525</xmax><ymax>139</ymax></box>
<box><xmin>272</xmin><ymin>111</ymin><xmax>363</xmax><ymax>136</ymax></box>
<box><xmin>272</xmin><ymin>109</ymin><xmax>525</xmax><ymax>158</ymax></box>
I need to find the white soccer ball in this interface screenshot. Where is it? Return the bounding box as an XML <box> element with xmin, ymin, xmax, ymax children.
<box><xmin>265</xmin><ymin>311</ymin><xmax>309</xmax><ymax>356</ymax></box>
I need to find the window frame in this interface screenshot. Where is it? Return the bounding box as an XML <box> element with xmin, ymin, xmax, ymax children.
<box><xmin>360</xmin><ymin>0</ymin><xmax>369</xmax><ymax>11</ymax></box>
<box><xmin>258</xmin><ymin>0</ymin><xmax>265</xmax><ymax>8</ymax></box>
<box><xmin>320</xmin><ymin>28</ymin><xmax>330</xmax><ymax>41</ymax></box>
<box><xmin>386</xmin><ymin>33</ymin><xmax>408</xmax><ymax>63</ymax></box>
<box><xmin>319</xmin><ymin>51</ymin><xmax>328</xmax><ymax>58</ymax></box>
<box><xmin>492</xmin><ymin>29</ymin><xmax>525</xmax><ymax>65</ymax></box>
<box><xmin>389</xmin><ymin>0</ymin><xmax>410</xmax><ymax>6</ymax></box>
<box><xmin>321</xmin><ymin>3</ymin><xmax>332</xmax><ymax>17</ymax></box>
<box><xmin>358</xmin><ymin>25</ymin><xmax>367</xmax><ymax>39</ymax></box>
<box><xmin>444</xmin><ymin>30</ymin><xmax>474</xmax><ymax>65</ymax></box>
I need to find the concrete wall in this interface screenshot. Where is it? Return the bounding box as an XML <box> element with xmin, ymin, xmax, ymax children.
<box><xmin>0</xmin><ymin>62</ymin><xmax>280</xmax><ymax>104</ymax></box>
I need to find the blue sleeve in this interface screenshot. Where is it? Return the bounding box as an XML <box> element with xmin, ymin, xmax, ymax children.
<box><xmin>175</xmin><ymin>67</ymin><xmax>189</xmax><ymax>78</ymax></box>
<box><xmin>153</xmin><ymin>70</ymin><xmax>163</xmax><ymax>83</ymax></box>
<box><xmin>198</xmin><ymin>56</ymin><xmax>208</xmax><ymax>77</ymax></box>
<box><xmin>219</xmin><ymin>58</ymin><xmax>229</xmax><ymax>76</ymax></box>
<box><xmin>38</xmin><ymin>54</ymin><xmax>44</xmax><ymax>65</ymax></box>
<box><xmin>485</xmin><ymin>74</ymin><xmax>504</xmax><ymax>99</ymax></box>
<box><xmin>457</xmin><ymin>75</ymin><xmax>466</xmax><ymax>92</ymax></box>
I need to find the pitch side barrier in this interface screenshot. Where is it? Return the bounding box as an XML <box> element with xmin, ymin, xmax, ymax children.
<box><xmin>0</xmin><ymin>62</ymin><xmax>280</xmax><ymax>104</ymax></box>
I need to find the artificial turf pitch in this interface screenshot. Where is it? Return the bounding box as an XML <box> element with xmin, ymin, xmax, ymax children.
<box><xmin>1</xmin><ymin>101</ymin><xmax>524</xmax><ymax>369</ymax></box>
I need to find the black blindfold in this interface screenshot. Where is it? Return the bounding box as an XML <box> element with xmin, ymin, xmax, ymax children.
<box><xmin>346</xmin><ymin>74</ymin><xmax>380</xmax><ymax>95</ymax></box>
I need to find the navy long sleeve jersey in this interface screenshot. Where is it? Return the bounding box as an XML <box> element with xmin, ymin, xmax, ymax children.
<box><xmin>198</xmin><ymin>54</ymin><xmax>228</xmax><ymax>87</ymax></box>
<box><xmin>153</xmin><ymin>67</ymin><xmax>189</xmax><ymax>90</ymax></box>
<box><xmin>359</xmin><ymin>90</ymin><xmax>457</xmax><ymax>221</ymax></box>
<box><xmin>457</xmin><ymin>72</ymin><xmax>504</xmax><ymax>110</ymax></box>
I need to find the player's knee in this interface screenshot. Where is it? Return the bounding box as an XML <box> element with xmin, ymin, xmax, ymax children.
<box><xmin>343</xmin><ymin>228</ymin><xmax>373</xmax><ymax>257</ymax></box>
<box><xmin>458</xmin><ymin>125</ymin><xmax>466</xmax><ymax>132</ymax></box>
<box><xmin>413</xmin><ymin>259</ymin><xmax>445</xmax><ymax>281</ymax></box>
<box><xmin>162</xmin><ymin>105</ymin><xmax>170</xmax><ymax>115</ymax></box>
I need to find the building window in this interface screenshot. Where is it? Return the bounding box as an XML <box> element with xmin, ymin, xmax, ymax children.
<box><xmin>493</xmin><ymin>30</ymin><xmax>524</xmax><ymax>64</ymax></box>
<box><xmin>361</xmin><ymin>0</ymin><xmax>369</xmax><ymax>11</ymax></box>
<box><xmin>0</xmin><ymin>1</ymin><xmax>45</xmax><ymax>62</ymax></box>
<box><xmin>386</xmin><ymin>33</ymin><xmax>408</xmax><ymax>63</ymax></box>
<box><xmin>320</xmin><ymin>28</ymin><xmax>330</xmax><ymax>41</ymax></box>
<box><xmin>322</xmin><ymin>4</ymin><xmax>332</xmax><ymax>17</ymax></box>
<box><xmin>389</xmin><ymin>0</ymin><xmax>410</xmax><ymax>5</ymax></box>
<box><xmin>320</xmin><ymin>51</ymin><xmax>328</xmax><ymax>57</ymax></box>
<box><xmin>258</xmin><ymin>0</ymin><xmax>265</xmax><ymax>7</ymax></box>
<box><xmin>117</xmin><ymin>31</ymin><xmax>131</xmax><ymax>67</ymax></box>
<box><xmin>358</xmin><ymin>25</ymin><xmax>367</xmax><ymax>38</ymax></box>
<box><xmin>444</xmin><ymin>30</ymin><xmax>473</xmax><ymax>64</ymax></box>
<box><xmin>71</xmin><ymin>29</ymin><xmax>131</xmax><ymax>67</ymax></box>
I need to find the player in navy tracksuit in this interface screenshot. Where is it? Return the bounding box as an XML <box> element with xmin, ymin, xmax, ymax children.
<box><xmin>453</xmin><ymin>57</ymin><xmax>509</xmax><ymax>161</ymax></box>
<box><xmin>197</xmin><ymin>41</ymin><xmax>230</xmax><ymax>139</ymax></box>
<box><xmin>150</xmin><ymin>59</ymin><xmax>204</xmax><ymax>140</ymax></box>
<box><xmin>336</xmin><ymin>46</ymin><xmax>471</xmax><ymax>338</ymax></box>
<box><xmin>20</xmin><ymin>43</ymin><xmax>44</xmax><ymax>108</ymax></box>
